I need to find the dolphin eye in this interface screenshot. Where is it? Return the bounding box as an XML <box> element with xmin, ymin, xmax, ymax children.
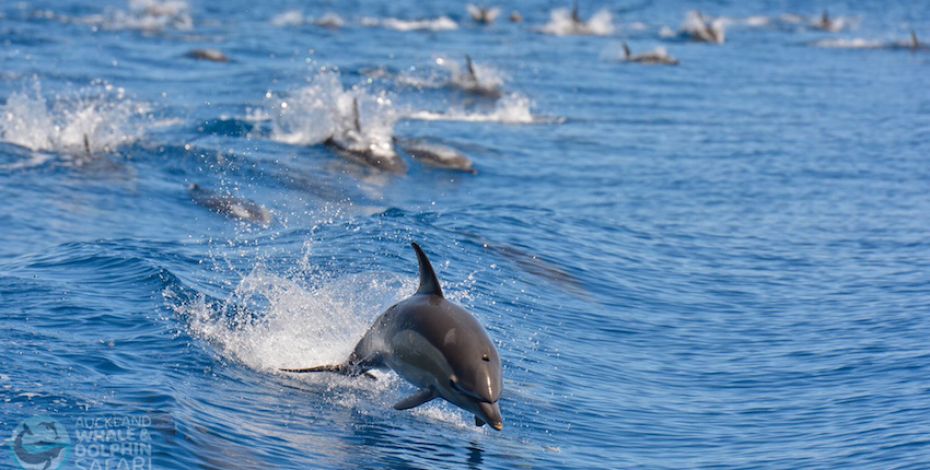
<box><xmin>481</xmin><ymin>354</ymin><xmax>490</xmax><ymax>362</ymax></box>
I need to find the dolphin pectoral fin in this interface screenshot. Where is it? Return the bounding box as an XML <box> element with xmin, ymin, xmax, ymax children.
<box><xmin>411</xmin><ymin>242</ymin><xmax>444</xmax><ymax>297</ymax></box>
<box><xmin>393</xmin><ymin>388</ymin><xmax>437</xmax><ymax>410</ymax></box>
<box><xmin>475</xmin><ymin>416</ymin><xmax>486</xmax><ymax>427</ymax></box>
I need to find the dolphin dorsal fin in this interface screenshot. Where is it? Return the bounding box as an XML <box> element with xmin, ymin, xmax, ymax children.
<box><xmin>352</xmin><ymin>98</ymin><xmax>362</xmax><ymax>133</ymax></box>
<box><xmin>83</xmin><ymin>134</ymin><xmax>92</xmax><ymax>159</ymax></box>
<box><xmin>465</xmin><ymin>55</ymin><xmax>477</xmax><ymax>82</ymax></box>
<box><xmin>622</xmin><ymin>42</ymin><xmax>631</xmax><ymax>59</ymax></box>
<box><xmin>412</xmin><ymin>242</ymin><xmax>443</xmax><ymax>297</ymax></box>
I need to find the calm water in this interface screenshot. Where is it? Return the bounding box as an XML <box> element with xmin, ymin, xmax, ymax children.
<box><xmin>2</xmin><ymin>1</ymin><xmax>930</xmax><ymax>468</ymax></box>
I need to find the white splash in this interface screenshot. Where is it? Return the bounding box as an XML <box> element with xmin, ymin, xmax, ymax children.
<box><xmin>271</xmin><ymin>10</ymin><xmax>344</xmax><ymax>28</ymax></box>
<box><xmin>540</xmin><ymin>8</ymin><xmax>614</xmax><ymax>36</ymax></box>
<box><xmin>810</xmin><ymin>38</ymin><xmax>885</xmax><ymax>49</ymax></box>
<box><xmin>361</xmin><ymin>16</ymin><xmax>458</xmax><ymax>32</ymax></box>
<box><xmin>267</xmin><ymin>70</ymin><xmax>398</xmax><ymax>154</ymax></box>
<box><xmin>681</xmin><ymin>11</ymin><xmax>726</xmax><ymax>44</ymax></box>
<box><xmin>83</xmin><ymin>0</ymin><xmax>193</xmax><ymax>32</ymax></box>
<box><xmin>314</xmin><ymin>13</ymin><xmax>345</xmax><ymax>29</ymax></box>
<box><xmin>406</xmin><ymin>93</ymin><xmax>551</xmax><ymax>124</ymax></box>
<box><xmin>436</xmin><ymin>56</ymin><xmax>505</xmax><ymax>97</ymax></box>
<box><xmin>175</xmin><ymin>266</ymin><xmax>408</xmax><ymax>373</ymax></box>
<box><xmin>0</xmin><ymin>81</ymin><xmax>148</xmax><ymax>157</ymax></box>
<box><xmin>271</xmin><ymin>10</ymin><xmax>306</xmax><ymax>27</ymax></box>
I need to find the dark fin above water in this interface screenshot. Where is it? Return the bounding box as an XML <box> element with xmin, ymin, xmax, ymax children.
<box><xmin>83</xmin><ymin>134</ymin><xmax>92</xmax><ymax>159</ymax></box>
<box><xmin>622</xmin><ymin>42</ymin><xmax>631</xmax><ymax>59</ymax></box>
<box><xmin>393</xmin><ymin>388</ymin><xmax>438</xmax><ymax>410</ymax></box>
<box><xmin>475</xmin><ymin>416</ymin><xmax>486</xmax><ymax>427</ymax></box>
<box><xmin>411</xmin><ymin>242</ymin><xmax>443</xmax><ymax>298</ymax></box>
<box><xmin>465</xmin><ymin>54</ymin><xmax>477</xmax><ymax>82</ymax></box>
<box><xmin>352</xmin><ymin>97</ymin><xmax>362</xmax><ymax>133</ymax></box>
<box><xmin>571</xmin><ymin>0</ymin><xmax>581</xmax><ymax>24</ymax></box>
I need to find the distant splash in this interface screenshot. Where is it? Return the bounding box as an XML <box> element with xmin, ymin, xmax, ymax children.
<box><xmin>539</xmin><ymin>8</ymin><xmax>614</xmax><ymax>36</ymax></box>
<box><xmin>266</xmin><ymin>69</ymin><xmax>397</xmax><ymax>153</ymax></box>
<box><xmin>437</xmin><ymin>56</ymin><xmax>505</xmax><ymax>97</ymax></box>
<box><xmin>406</xmin><ymin>93</ymin><xmax>559</xmax><ymax>125</ymax></box>
<box><xmin>81</xmin><ymin>0</ymin><xmax>194</xmax><ymax>32</ymax></box>
<box><xmin>811</xmin><ymin>38</ymin><xmax>885</xmax><ymax>49</ymax></box>
<box><xmin>270</xmin><ymin>10</ymin><xmax>344</xmax><ymax>28</ymax></box>
<box><xmin>361</xmin><ymin>16</ymin><xmax>458</xmax><ymax>32</ymax></box>
<box><xmin>679</xmin><ymin>11</ymin><xmax>726</xmax><ymax>44</ymax></box>
<box><xmin>0</xmin><ymin>80</ymin><xmax>148</xmax><ymax>160</ymax></box>
<box><xmin>809</xmin><ymin>37</ymin><xmax>923</xmax><ymax>50</ymax></box>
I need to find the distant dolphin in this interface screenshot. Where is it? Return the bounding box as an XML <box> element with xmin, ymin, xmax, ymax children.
<box><xmin>453</xmin><ymin>55</ymin><xmax>502</xmax><ymax>99</ymax></box>
<box><xmin>570</xmin><ymin>0</ymin><xmax>582</xmax><ymax>26</ymax></box>
<box><xmin>622</xmin><ymin>42</ymin><xmax>679</xmax><ymax>65</ymax></box>
<box><xmin>185</xmin><ymin>49</ymin><xmax>230</xmax><ymax>63</ymax></box>
<box><xmin>509</xmin><ymin>10</ymin><xmax>523</xmax><ymax>23</ymax></box>
<box><xmin>685</xmin><ymin>11</ymin><xmax>725</xmax><ymax>44</ymax></box>
<box><xmin>324</xmin><ymin>98</ymin><xmax>408</xmax><ymax>173</ymax></box>
<box><xmin>814</xmin><ymin>10</ymin><xmax>833</xmax><ymax>31</ymax></box>
<box><xmin>188</xmin><ymin>183</ymin><xmax>273</xmax><ymax>225</ymax></box>
<box><xmin>810</xmin><ymin>10</ymin><xmax>848</xmax><ymax>32</ymax></box>
<box><xmin>282</xmin><ymin>242</ymin><xmax>504</xmax><ymax>430</ymax></box>
<box><xmin>467</xmin><ymin>5</ymin><xmax>500</xmax><ymax>24</ymax></box>
<box><xmin>395</xmin><ymin>138</ymin><xmax>477</xmax><ymax>173</ymax></box>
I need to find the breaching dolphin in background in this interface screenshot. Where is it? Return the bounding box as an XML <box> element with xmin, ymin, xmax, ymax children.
<box><xmin>324</xmin><ymin>98</ymin><xmax>408</xmax><ymax>173</ymax></box>
<box><xmin>282</xmin><ymin>242</ymin><xmax>504</xmax><ymax>430</ymax></box>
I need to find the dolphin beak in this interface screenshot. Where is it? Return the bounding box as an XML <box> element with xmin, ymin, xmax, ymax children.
<box><xmin>478</xmin><ymin>401</ymin><xmax>503</xmax><ymax>431</ymax></box>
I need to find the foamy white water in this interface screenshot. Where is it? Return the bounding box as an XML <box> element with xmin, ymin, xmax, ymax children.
<box><xmin>0</xmin><ymin>80</ymin><xmax>148</xmax><ymax>157</ymax></box>
<box><xmin>406</xmin><ymin>93</ymin><xmax>554</xmax><ymax>124</ymax></box>
<box><xmin>540</xmin><ymin>8</ymin><xmax>614</xmax><ymax>36</ymax></box>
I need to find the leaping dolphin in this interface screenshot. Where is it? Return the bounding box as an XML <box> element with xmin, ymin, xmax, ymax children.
<box><xmin>282</xmin><ymin>243</ymin><xmax>504</xmax><ymax>430</ymax></box>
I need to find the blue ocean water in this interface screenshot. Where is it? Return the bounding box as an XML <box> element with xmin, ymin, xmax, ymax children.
<box><xmin>2</xmin><ymin>0</ymin><xmax>930</xmax><ymax>468</ymax></box>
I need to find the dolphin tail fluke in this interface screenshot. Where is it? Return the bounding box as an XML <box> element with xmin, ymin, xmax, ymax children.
<box><xmin>411</xmin><ymin>242</ymin><xmax>444</xmax><ymax>297</ymax></box>
<box><xmin>393</xmin><ymin>388</ymin><xmax>437</xmax><ymax>410</ymax></box>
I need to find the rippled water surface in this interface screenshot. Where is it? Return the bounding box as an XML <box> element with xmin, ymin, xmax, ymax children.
<box><xmin>2</xmin><ymin>1</ymin><xmax>930</xmax><ymax>468</ymax></box>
